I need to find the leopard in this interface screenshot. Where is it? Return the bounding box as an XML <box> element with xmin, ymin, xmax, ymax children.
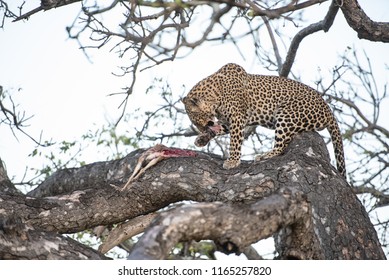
<box><xmin>182</xmin><ymin>63</ymin><xmax>346</xmax><ymax>178</ymax></box>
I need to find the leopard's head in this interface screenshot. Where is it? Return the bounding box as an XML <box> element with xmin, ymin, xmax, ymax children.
<box><xmin>183</xmin><ymin>71</ymin><xmax>228</xmax><ymax>139</ymax></box>
<box><xmin>182</xmin><ymin>95</ymin><xmax>217</xmax><ymax>134</ymax></box>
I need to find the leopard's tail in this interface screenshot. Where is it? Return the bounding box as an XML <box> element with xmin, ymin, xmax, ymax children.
<box><xmin>327</xmin><ymin>115</ymin><xmax>346</xmax><ymax>178</ymax></box>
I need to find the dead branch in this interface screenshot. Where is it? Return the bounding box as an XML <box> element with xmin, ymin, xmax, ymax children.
<box><xmin>128</xmin><ymin>189</ymin><xmax>319</xmax><ymax>260</ymax></box>
<box><xmin>99</xmin><ymin>212</ymin><xmax>158</xmax><ymax>254</ymax></box>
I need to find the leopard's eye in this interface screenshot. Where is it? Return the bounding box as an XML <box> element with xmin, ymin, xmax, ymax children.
<box><xmin>190</xmin><ymin>97</ymin><xmax>199</xmax><ymax>106</ymax></box>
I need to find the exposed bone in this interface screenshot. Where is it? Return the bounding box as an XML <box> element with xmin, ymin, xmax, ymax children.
<box><xmin>121</xmin><ymin>144</ymin><xmax>197</xmax><ymax>191</ymax></box>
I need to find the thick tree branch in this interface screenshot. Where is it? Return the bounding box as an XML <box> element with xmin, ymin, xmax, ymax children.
<box><xmin>0</xmin><ymin>158</ymin><xmax>21</xmax><ymax>195</ymax></box>
<box><xmin>128</xmin><ymin>189</ymin><xmax>321</xmax><ymax>260</ymax></box>
<box><xmin>99</xmin><ymin>212</ymin><xmax>158</xmax><ymax>254</ymax></box>
<box><xmin>0</xmin><ymin>215</ymin><xmax>108</xmax><ymax>259</ymax></box>
<box><xmin>339</xmin><ymin>0</ymin><xmax>389</xmax><ymax>42</ymax></box>
<box><xmin>1</xmin><ymin>132</ymin><xmax>385</xmax><ymax>259</ymax></box>
<box><xmin>1</xmin><ymin>161</ymin><xmax>107</xmax><ymax>259</ymax></box>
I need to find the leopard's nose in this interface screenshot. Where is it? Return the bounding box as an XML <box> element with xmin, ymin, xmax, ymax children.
<box><xmin>207</xmin><ymin>121</ymin><xmax>214</xmax><ymax>126</ymax></box>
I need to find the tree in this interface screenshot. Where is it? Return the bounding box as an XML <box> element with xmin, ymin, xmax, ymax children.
<box><xmin>0</xmin><ymin>0</ymin><xmax>388</xmax><ymax>259</ymax></box>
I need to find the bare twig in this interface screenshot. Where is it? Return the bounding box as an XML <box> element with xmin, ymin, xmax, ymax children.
<box><xmin>262</xmin><ymin>16</ymin><xmax>282</xmax><ymax>73</ymax></box>
<box><xmin>280</xmin><ymin>1</ymin><xmax>339</xmax><ymax>77</ymax></box>
<box><xmin>0</xmin><ymin>86</ymin><xmax>52</xmax><ymax>147</ymax></box>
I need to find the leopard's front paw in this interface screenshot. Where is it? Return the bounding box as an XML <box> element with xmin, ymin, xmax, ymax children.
<box><xmin>223</xmin><ymin>159</ymin><xmax>241</xmax><ymax>169</ymax></box>
<box><xmin>194</xmin><ymin>133</ymin><xmax>213</xmax><ymax>147</ymax></box>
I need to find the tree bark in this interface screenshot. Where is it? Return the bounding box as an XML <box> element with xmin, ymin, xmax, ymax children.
<box><xmin>0</xmin><ymin>132</ymin><xmax>385</xmax><ymax>259</ymax></box>
<box><xmin>339</xmin><ymin>0</ymin><xmax>389</xmax><ymax>42</ymax></box>
<box><xmin>0</xmin><ymin>215</ymin><xmax>109</xmax><ymax>259</ymax></box>
<box><xmin>0</xmin><ymin>159</ymin><xmax>108</xmax><ymax>259</ymax></box>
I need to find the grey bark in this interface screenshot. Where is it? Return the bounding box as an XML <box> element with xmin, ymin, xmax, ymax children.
<box><xmin>0</xmin><ymin>132</ymin><xmax>385</xmax><ymax>259</ymax></box>
<box><xmin>0</xmin><ymin>160</ymin><xmax>108</xmax><ymax>259</ymax></box>
<box><xmin>339</xmin><ymin>0</ymin><xmax>389</xmax><ymax>42</ymax></box>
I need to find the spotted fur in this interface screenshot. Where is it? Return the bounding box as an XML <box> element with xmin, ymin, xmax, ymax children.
<box><xmin>182</xmin><ymin>63</ymin><xmax>346</xmax><ymax>177</ymax></box>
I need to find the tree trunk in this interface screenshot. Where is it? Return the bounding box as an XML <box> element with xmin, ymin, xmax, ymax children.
<box><xmin>0</xmin><ymin>132</ymin><xmax>385</xmax><ymax>259</ymax></box>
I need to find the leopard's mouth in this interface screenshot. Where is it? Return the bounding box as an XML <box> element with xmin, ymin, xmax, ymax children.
<box><xmin>205</xmin><ymin>120</ymin><xmax>229</xmax><ymax>136</ymax></box>
<box><xmin>206</xmin><ymin>122</ymin><xmax>219</xmax><ymax>137</ymax></box>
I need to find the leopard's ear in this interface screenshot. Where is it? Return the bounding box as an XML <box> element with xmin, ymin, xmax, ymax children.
<box><xmin>182</xmin><ymin>97</ymin><xmax>199</xmax><ymax>106</ymax></box>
